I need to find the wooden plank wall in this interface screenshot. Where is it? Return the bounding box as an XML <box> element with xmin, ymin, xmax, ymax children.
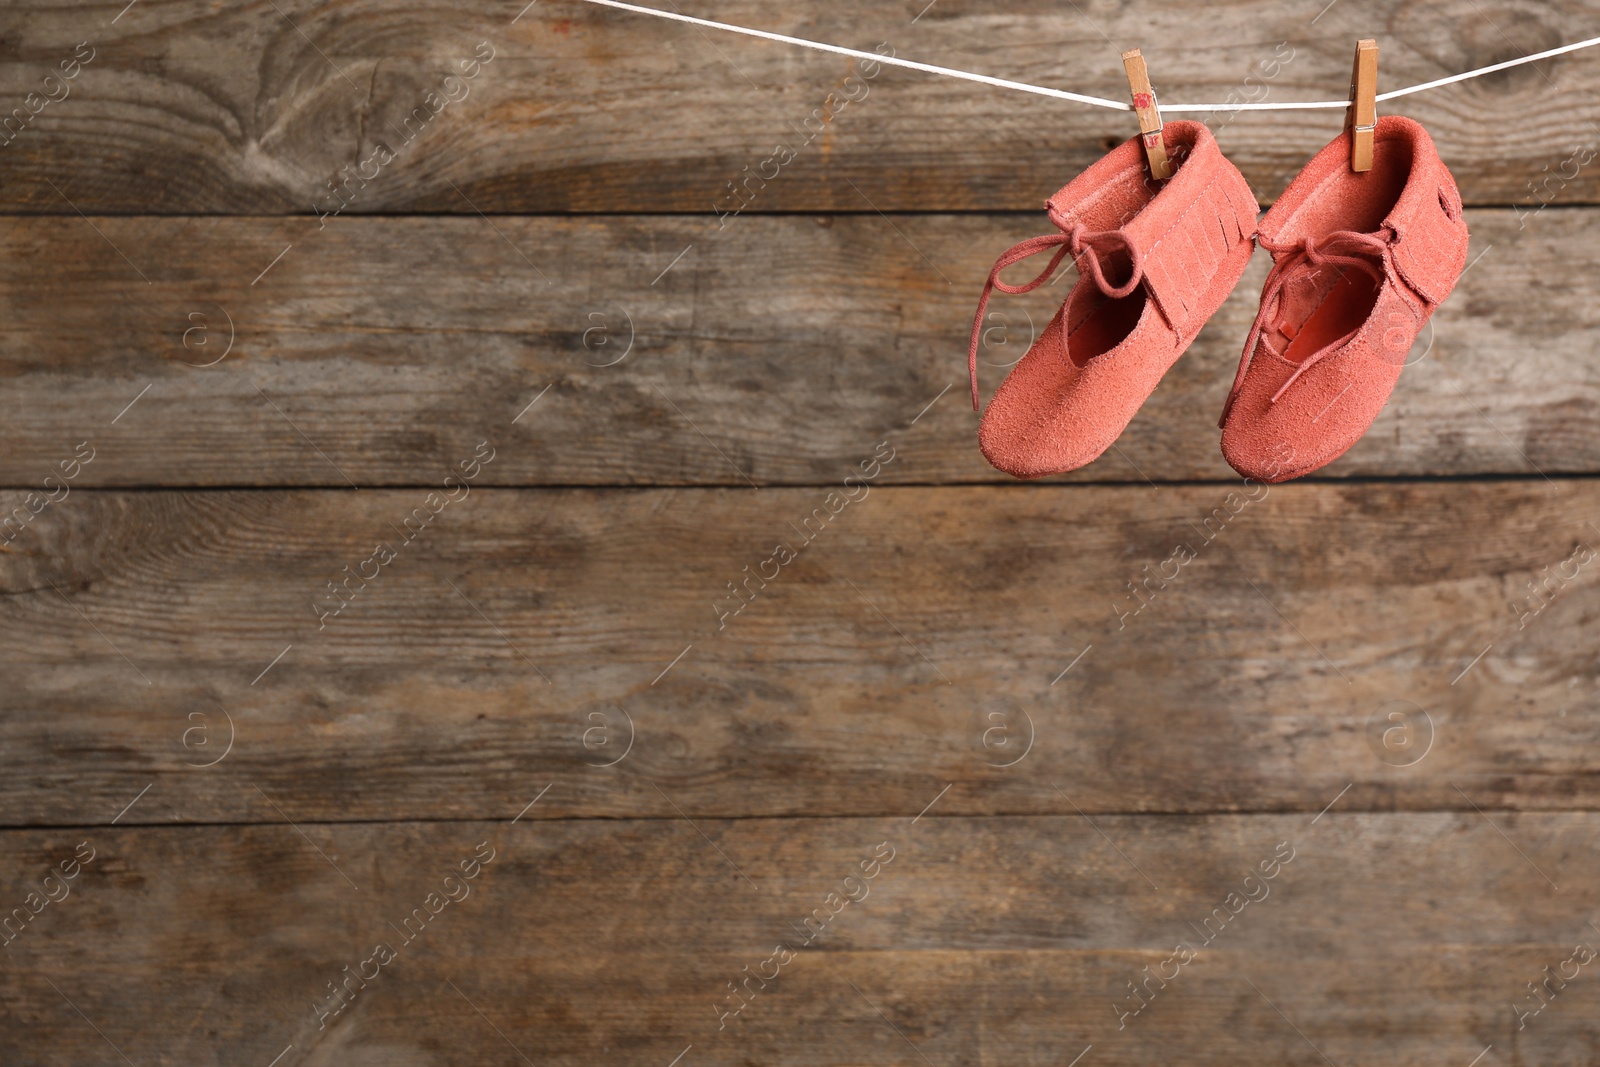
<box><xmin>3</xmin><ymin>1</ymin><xmax>1599</xmax><ymax>1065</ymax></box>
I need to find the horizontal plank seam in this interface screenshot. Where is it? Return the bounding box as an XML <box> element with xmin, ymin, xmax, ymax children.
<box><xmin>0</xmin><ymin>203</ymin><xmax>1582</xmax><ymax>219</ymax></box>
<box><xmin>9</xmin><ymin>472</ymin><xmax>1600</xmax><ymax>492</ymax></box>
<box><xmin>5</xmin><ymin>806</ymin><xmax>1594</xmax><ymax>832</ymax></box>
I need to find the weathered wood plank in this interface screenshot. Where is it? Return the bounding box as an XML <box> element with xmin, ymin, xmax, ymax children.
<box><xmin>3</xmin><ymin>482</ymin><xmax>1598</xmax><ymax>826</ymax></box>
<box><xmin>0</xmin><ymin>0</ymin><xmax>1596</xmax><ymax>212</ymax></box>
<box><xmin>0</xmin><ymin>209</ymin><xmax>1591</xmax><ymax>486</ymax></box>
<box><xmin>1</xmin><ymin>812</ymin><xmax>1595</xmax><ymax>1065</ymax></box>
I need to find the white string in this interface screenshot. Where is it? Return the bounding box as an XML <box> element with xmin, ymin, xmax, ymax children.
<box><xmin>573</xmin><ymin>0</ymin><xmax>1600</xmax><ymax>114</ymax></box>
<box><xmin>575</xmin><ymin>0</ymin><xmax>1128</xmax><ymax>108</ymax></box>
<box><xmin>1169</xmin><ymin>32</ymin><xmax>1600</xmax><ymax>110</ymax></box>
<box><xmin>1376</xmin><ymin>34</ymin><xmax>1600</xmax><ymax>101</ymax></box>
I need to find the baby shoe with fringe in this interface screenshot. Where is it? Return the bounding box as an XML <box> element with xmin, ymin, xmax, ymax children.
<box><xmin>968</xmin><ymin>120</ymin><xmax>1259</xmax><ymax>479</ymax></box>
<box><xmin>1219</xmin><ymin>115</ymin><xmax>1469</xmax><ymax>482</ymax></box>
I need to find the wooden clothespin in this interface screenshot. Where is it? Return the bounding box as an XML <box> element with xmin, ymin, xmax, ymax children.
<box><xmin>1345</xmin><ymin>39</ymin><xmax>1379</xmax><ymax>171</ymax></box>
<box><xmin>1121</xmin><ymin>48</ymin><xmax>1171</xmax><ymax>180</ymax></box>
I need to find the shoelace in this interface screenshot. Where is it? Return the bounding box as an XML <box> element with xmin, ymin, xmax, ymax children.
<box><xmin>967</xmin><ymin>223</ymin><xmax>1144</xmax><ymax>410</ymax></box>
<box><xmin>1218</xmin><ymin>228</ymin><xmax>1392</xmax><ymax>426</ymax></box>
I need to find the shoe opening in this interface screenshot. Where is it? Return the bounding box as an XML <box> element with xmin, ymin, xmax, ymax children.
<box><xmin>1283</xmin><ymin>269</ymin><xmax>1380</xmax><ymax>365</ymax></box>
<box><xmin>1048</xmin><ymin>121</ymin><xmax>1211</xmax><ymax>368</ymax></box>
<box><xmin>1067</xmin><ymin>287</ymin><xmax>1145</xmax><ymax>367</ymax></box>
<box><xmin>1063</xmin><ymin>241</ymin><xmax>1146</xmax><ymax>367</ymax></box>
<box><xmin>1296</xmin><ymin>131</ymin><xmax>1414</xmax><ymax>237</ymax></box>
<box><xmin>1274</xmin><ymin>130</ymin><xmax>1418</xmax><ymax>364</ymax></box>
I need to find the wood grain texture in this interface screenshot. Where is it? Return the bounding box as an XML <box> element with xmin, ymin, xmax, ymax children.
<box><xmin>4</xmin><ymin>3</ymin><xmax>1597</xmax><ymax>1065</ymax></box>
<box><xmin>0</xmin><ymin>209</ymin><xmax>1591</xmax><ymax>487</ymax></box>
<box><xmin>0</xmin><ymin>0</ymin><xmax>1597</xmax><ymax>212</ymax></box>
<box><xmin>2</xmin><ymin>812</ymin><xmax>1596</xmax><ymax>1066</ymax></box>
<box><xmin>3</xmin><ymin>481</ymin><xmax>1597</xmax><ymax>826</ymax></box>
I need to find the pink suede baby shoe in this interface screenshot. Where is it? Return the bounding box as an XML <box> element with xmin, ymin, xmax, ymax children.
<box><xmin>1219</xmin><ymin>115</ymin><xmax>1469</xmax><ymax>482</ymax></box>
<box><xmin>968</xmin><ymin>120</ymin><xmax>1258</xmax><ymax>479</ymax></box>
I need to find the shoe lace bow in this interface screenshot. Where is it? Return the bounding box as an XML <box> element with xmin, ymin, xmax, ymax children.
<box><xmin>1219</xmin><ymin>228</ymin><xmax>1392</xmax><ymax>426</ymax></box>
<box><xmin>967</xmin><ymin>223</ymin><xmax>1144</xmax><ymax>410</ymax></box>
